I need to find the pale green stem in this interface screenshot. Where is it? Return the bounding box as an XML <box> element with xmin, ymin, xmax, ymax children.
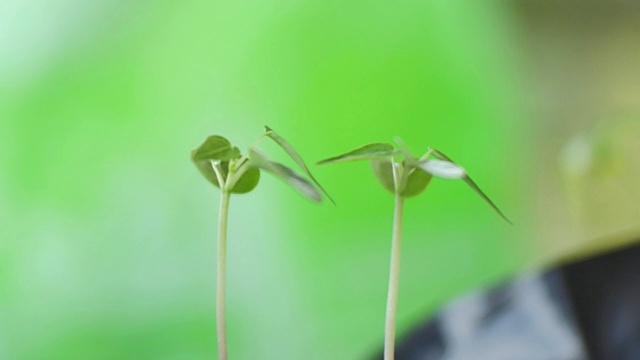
<box><xmin>225</xmin><ymin>162</ymin><xmax>249</xmax><ymax>191</ymax></box>
<box><xmin>216</xmin><ymin>190</ymin><xmax>231</xmax><ymax>360</ymax></box>
<box><xmin>211</xmin><ymin>161</ymin><xmax>226</xmax><ymax>188</ymax></box>
<box><xmin>233</xmin><ymin>132</ymin><xmax>269</xmax><ymax>171</ymax></box>
<box><xmin>419</xmin><ymin>148</ymin><xmax>433</xmax><ymax>161</ymax></box>
<box><xmin>384</xmin><ymin>192</ymin><xmax>405</xmax><ymax>360</ymax></box>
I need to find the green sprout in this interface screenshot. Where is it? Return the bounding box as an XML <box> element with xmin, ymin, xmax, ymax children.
<box><xmin>318</xmin><ymin>137</ymin><xmax>510</xmax><ymax>360</ymax></box>
<box><xmin>191</xmin><ymin>126</ymin><xmax>331</xmax><ymax>360</ymax></box>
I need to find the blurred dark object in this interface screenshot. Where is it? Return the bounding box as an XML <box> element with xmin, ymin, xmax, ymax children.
<box><xmin>373</xmin><ymin>241</ymin><xmax>640</xmax><ymax>360</ymax></box>
<box><xmin>563</xmin><ymin>242</ymin><xmax>640</xmax><ymax>359</ymax></box>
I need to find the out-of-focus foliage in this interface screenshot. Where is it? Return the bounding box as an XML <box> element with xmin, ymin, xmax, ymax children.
<box><xmin>512</xmin><ymin>1</ymin><xmax>640</xmax><ymax>262</ymax></box>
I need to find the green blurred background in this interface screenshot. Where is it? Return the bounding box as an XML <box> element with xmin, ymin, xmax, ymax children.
<box><xmin>3</xmin><ymin>1</ymin><xmax>638</xmax><ymax>359</ymax></box>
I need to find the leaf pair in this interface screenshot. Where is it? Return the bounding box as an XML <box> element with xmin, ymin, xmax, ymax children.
<box><xmin>317</xmin><ymin>138</ymin><xmax>511</xmax><ymax>223</ymax></box>
<box><xmin>191</xmin><ymin>135</ymin><xmax>260</xmax><ymax>194</ymax></box>
<box><xmin>192</xmin><ymin>127</ymin><xmax>332</xmax><ymax>203</ymax></box>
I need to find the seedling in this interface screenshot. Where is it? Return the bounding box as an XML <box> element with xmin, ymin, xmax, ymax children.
<box><xmin>191</xmin><ymin>126</ymin><xmax>331</xmax><ymax>360</ymax></box>
<box><xmin>318</xmin><ymin>137</ymin><xmax>510</xmax><ymax>360</ymax></box>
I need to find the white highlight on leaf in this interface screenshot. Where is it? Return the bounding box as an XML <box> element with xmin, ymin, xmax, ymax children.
<box><xmin>418</xmin><ymin>160</ymin><xmax>466</xmax><ymax>179</ymax></box>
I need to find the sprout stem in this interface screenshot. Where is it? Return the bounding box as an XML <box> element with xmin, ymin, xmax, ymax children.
<box><xmin>234</xmin><ymin>132</ymin><xmax>269</xmax><ymax>171</ymax></box>
<box><xmin>216</xmin><ymin>190</ymin><xmax>231</xmax><ymax>360</ymax></box>
<box><xmin>384</xmin><ymin>192</ymin><xmax>405</xmax><ymax>360</ymax></box>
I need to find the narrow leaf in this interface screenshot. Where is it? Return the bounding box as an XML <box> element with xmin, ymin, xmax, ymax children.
<box><xmin>417</xmin><ymin>160</ymin><xmax>466</xmax><ymax>179</ymax></box>
<box><xmin>264</xmin><ymin>126</ymin><xmax>334</xmax><ymax>204</ymax></box>
<box><xmin>431</xmin><ymin>149</ymin><xmax>512</xmax><ymax>224</ymax></box>
<box><xmin>249</xmin><ymin>149</ymin><xmax>322</xmax><ymax>202</ymax></box>
<box><xmin>317</xmin><ymin>143</ymin><xmax>396</xmax><ymax>165</ymax></box>
<box><xmin>393</xmin><ymin>137</ymin><xmax>417</xmax><ymax>160</ymax></box>
<box><xmin>191</xmin><ymin>135</ymin><xmax>239</xmax><ymax>161</ymax></box>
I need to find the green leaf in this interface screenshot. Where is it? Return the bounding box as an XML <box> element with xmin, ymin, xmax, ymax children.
<box><xmin>264</xmin><ymin>126</ymin><xmax>334</xmax><ymax>204</ymax></box>
<box><xmin>431</xmin><ymin>149</ymin><xmax>512</xmax><ymax>224</ymax></box>
<box><xmin>417</xmin><ymin>159</ymin><xmax>466</xmax><ymax>179</ymax></box>
<box><xmin>370</xmin><ymin>160</ymin><xmax>433</xmax><ymax>198</ymax></box>
<box><xmin>401</xmin><ymin>166</ymin><xmax>433</xmax><ymax>198</ymax></box>
<box><xmin>191</xmin><ymin>135</ymin><xmax>239</xmax><ymax>161</ymax></box>
<box><xmin>249</xmin><ymin>149</ymin><xmax>322</xmax><ymax>202</ymax></box>
<box><xmin>192</xmin><ymin>153</ymin><xmax>221</xmax><ymax>188</ymax></box>
<box><xmin>230</xmin><ymin>166</ymin><xmax>260</xmax><ymax>194</ymax></box>
<box><xmin>192</xmin><ymin>153</ymin><xmax>261</xmax><ymax>194</ymax></box>
<box><xmin>317</xmin><ymin>143</ymin><xmax>396</xmax><ymax>165</ymax></box>
<box><xmin>370</xmin><ymin>159</ymin><xmax>395</xmax><ymax>194</ymax></box>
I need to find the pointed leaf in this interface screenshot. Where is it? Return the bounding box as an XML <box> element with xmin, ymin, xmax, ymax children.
<box><xmin>264</xmin><ymin>126</ymin><xmax>334</xmax><ymax>204</ymax></box>
<box><xmin>249</xmin><ymin>149</ymin><xmax>322</xmax><ymax>202</ymax></box>
<box><xmin>431</xmin><ymin>149</ymin><xmax>512</xmax><ymax>224</ymax></box>
<box><xmin>417</xmin><ymin>159</ymin><xmax>466</xmax><ymax>179</ymax></box>
<box><xmin>317</xmin><ymin>143</ymin><xmax>396</xmax><ymax>165</ymax></box>
<box><xmin>393</xmin><ymin>137</ymin><xmax>417</xmax><ymax>161</ymax></box>
<box><xmin>191</xmin><ymin>135</ymin><xmax>239</xmax><ymax>161</ymax></box>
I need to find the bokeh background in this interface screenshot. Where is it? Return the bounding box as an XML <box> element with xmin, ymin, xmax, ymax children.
<box><xmin>1</xmin><ymin>1</ymin><xmax>639</xmax><ymax>359</ymax></box>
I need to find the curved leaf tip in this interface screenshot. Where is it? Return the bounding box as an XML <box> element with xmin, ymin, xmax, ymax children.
<box><xmin>430</xmin><ymin>148</ymin><xmax>512</xmax><ymax>224</ymax></box>
<box><xmin>264</xmin><ymin>125</ymin><xmax>334</xmax><ymax>204</ymax></box>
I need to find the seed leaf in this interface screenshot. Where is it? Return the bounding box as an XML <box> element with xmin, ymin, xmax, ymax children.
<box><xmin>370</xmin><ymin>160</ymin><xmax>433</xmax><ymax>198</ymax></box>
<box><xmin>417</xmin><ymin>159</ymin><xmax>466</xmax><ymax>179</ymax></box>
<box><xmin>401</xmin><ymin>166</ymin><xmax>433</xmax><ymax>197</ymax></box>
<box><xmin>192</xmin><ymin>152</ymin><xmax>261</xmax><ymax>194</ymax></box>
<box><xmin>249</xmin><ymin>149</ymin><xmax>322</xmax><ymax>202</ymax></box>
<box><xmin>317</xmin><ymin>143</ymin><xmax>396</xmax><ymax>165</ymax></box>
<box><xmin>192</xmin><ymin>153</ymin><xmax>221</xmax><ymax>188</ymax></box>
<box><xmin>264</xmin><ymin>126</ymin><xmax>334</xmax><ymax>204</ymax></box>
<box><xmin>430</xmin><ymin>149</ymin><xmax>512</xmax><ymax>224</ymax></box>
<box><xmin>230</xmin><ymin>166</ymin><xmax>261</xmax><ymax>194</ymax></box>
<box><xmin>370</xmin><ymin>159</ymin><xmax>396</xmax><ymax>194</ymax></box>
<box><xmin>191</xmin><ymin>135</ymin><xmax>239</xmax><ymax>161</ymax></box>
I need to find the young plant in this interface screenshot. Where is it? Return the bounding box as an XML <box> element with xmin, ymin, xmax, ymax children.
<box><xmin>318</xmin><ymin>137</ymin><xmax>510</xmax><ymax>360</ymax></box>
<box><xmin>191</xmin><ymin>126</ymin><xmax>332</xmax><ymax>360</ymax></box>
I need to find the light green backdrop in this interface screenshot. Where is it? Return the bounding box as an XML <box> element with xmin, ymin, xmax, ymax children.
<box><xmin>1</xmin><ymin>1</ymin><xmax>531</xmax><ymax>359</ymax></box>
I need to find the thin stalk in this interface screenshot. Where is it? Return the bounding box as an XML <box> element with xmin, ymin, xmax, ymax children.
<box><xmin>384</xmin><ymin>192</ymin><xmax>405</xmax><ymax>360</ymax></box>
<box><xmin>216</xmin><ymin>190</ymin><xmax>231</xmax><ymax>360</ymax></box>
<box><xmin>233</xmin><ymin>132</ymin><xmax>268</xmax><ymax>171</ymax></box>
<box><xmin>419</xmin><ymin>148</ymin><xmax>433</xmax><ymax>161</ymax></box>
